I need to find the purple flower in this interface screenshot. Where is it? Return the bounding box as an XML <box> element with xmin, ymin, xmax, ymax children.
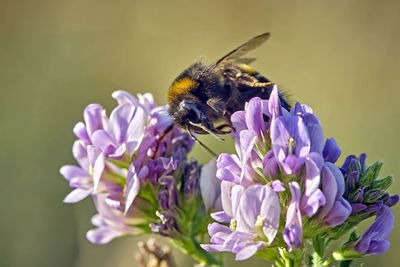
<box><xmin>283</xmin><ymin>182</ymin><xmax>303</xmax><ymax>251</ymax></box>
<box><xmin>86</xmin><ymin>193</ymin><xmax>149</xmax><ymax>244</ymax></box>
<box><xmin>316</xmin><ymin>163</ymin><xmax>351</xmax><ymax>227</ymax></box>
<box><xmin>183</xmin><ymin>159</ymin><xmax>201</xmax><ymax>199</ymax></box>
<box><xmin>270</xmin><ymin>114</ymin><xmax>309</xmax><ymax>175</ymax></box>
<box><xmin>200</xmin><ymin>158</ymin><xmax>222</xmax><ymax>211</ymax></box>
<box><xmin>201</xmin><ymin>223</ymin><xmax>264</xmax><ymax>261</ymax></box>
<box><xmin>355</xmin><ymin>206</ymin><xmax>394</xmax><ymax>255</ymax></box>
<box><xmin>202</xmin><ymin>183</ymin><xmax>280</xmax><ymax>260</ymax></box>
<box><xmin>158</xmin><ymin>176</ymin><xmax>179</xmax><ymax>210</ymax></box>
<box><xmin>299</xmin><ymin>153</ymin><xmax>325</xmax><ymax>217</ymax></box>
<box><xmin>323</xmin><ymin>138</ymin><xmax>341</xmax><ymax>163</ymax></box>
<box><xmin>150</xmin><ymin>211</ymin><xmax>180</xmax><ymax>237</ymax></box>
<box><xmin>60</xmin><ymin>141</ymin><xmax>107</xmax><ymax>202</ymax></box>
<box><xmin>269</xmin><ymin>93</ymin><xmax>325</xmax><ymax>176</ymax></box>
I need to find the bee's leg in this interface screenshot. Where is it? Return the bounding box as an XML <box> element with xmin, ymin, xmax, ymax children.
<box><xmin>237</xmin><ymin>72</ymin><xmax>275</xmax><ymax>88</ymax></box>
<box><xmin>215</xmin><ymin>124</ymin><xmax>234</xmax><ymax>134</ymax></box>
<box><xmin>186</xmin><ymin>127</ymin><xmax>218</xmax><ymax>157</ymax></box>
<box><xmin>234</xmin><ymin>72</ymin><xmax>243</xmax><ymax>87</ymax></box>
<box><xmin>206</xmin><ymin>98</ymin><xmax>225</xmax><ymax>115</ymax></box>
<box><xmin>251</xmin><ymin>81</ymin><xmax>275</xmax><ymax>87</ymax></box>
<box><xmin>189</xmin><ymin>121</ymin><xmax>225</xmax><ymax>141</ymax></box>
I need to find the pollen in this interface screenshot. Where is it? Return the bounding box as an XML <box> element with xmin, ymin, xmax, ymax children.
<box><xmin>239</xmin><ymin>64</ymin><xmax>257</xmax><ymax>74</ymax></box>
<box><xmin>230</xmin><ymin>218</ymin><xmax>237</xmax><ymax>231</ymax></box>
<box><xmin>168</xmin><ymin>77</ymin><xmax>198</xmax><ymax>101</ymax></box>
<box><xmin>287</xmin><ymin>137</ymin><xmax>296</xmax><ymax>155</ymax></box>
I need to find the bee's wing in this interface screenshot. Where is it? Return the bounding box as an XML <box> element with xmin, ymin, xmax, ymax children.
<box><xmin>215</xmin><ymin>32</ymin><xmax>270</xmax><ymax>65</ymax></box>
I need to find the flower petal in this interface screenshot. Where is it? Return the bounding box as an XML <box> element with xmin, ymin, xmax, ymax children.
<box><xmin>260</xmin><ymin>186</ymin><xmax>280</xmax><ymax>243</ymax></box>
<box><xmin>86</xmin><ymin>227</ymin><xmax>123</xmax><ymax>244</ymax></box>
<box><xmin>73</xmin><ymin>122</ymin><xmax>90</xmax><ymax>143</ymax></box>
<box><xmin>84</xmin><ymin>104</ymin><xmax>105</xmax><ymax>136</ymax></box>
<box><xmin>323</xmin><ymin>138</ymin><xmax>341</xmax><ymax>163</ymax></box>
<box><xmin>63</xmin><ymin>188</ymin><xmax>92</xmax><ymax>203</ymax></box>
<box><xmin>112</xmin><ymin>90</ymin><xmax>140</xmax><ymax>106</ymax></box>
<box><xmin>72</xmin><ymin>140</ymin><xmax>89</xmax><ymax>170</ymax></box>
<box><xmin>87</xmin><ymin>146</ymin><xmax>105</xmax><ymax>192</ymax></box>
<box><xmin>245</xmin><ymin>97</ymin><xmax>266</xmax><ymax>145</ymax></box>
<box><xmin>211</xmin><ymin>211</ymin><xmax>231</xmax><ymax>223</ymax></box>
<box><xmin>268</xmin><ymin>86</ymin><xmax>282</xmax><ymax>118</ymax></box>
<box><xmin>91</xmin><ymin>130</ymin><xmax>117</xmax><ymax>156</ymax></box>
<box><xmin>125</xmin><ymin>166</ymin><xmax>141</xmax><ymax>214</ymax></box>
<box><xmin>200</xmin><ymin>158</ymin><xmax>221</xmax><ymax>211</ymax></box>
<box><xmin>322</xmin><ymin>197</ymin><xmax>351</xmax><ymax>226</ymax></box>
<box><xmin>231</xmin><ymin>111</ymin><xmax>247</xmax><ymax>132</ymax></box>
<box><xmin>60</xmin><ymin>165</ymin><xmax>88</xmax><ymax>181</ymax></box>
<box><xmin>235</xmin><ymin>242</ymin><xmax>264</xmax><ymax>261</ymax></box>
<box><xmin>126</xmin><ymin>106</ymin><xmax>146</xmax><ymax>155</ymax></box>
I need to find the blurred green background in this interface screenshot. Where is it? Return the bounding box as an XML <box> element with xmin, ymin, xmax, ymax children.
<box><xmin>1</xmin><ymin>0</ymin><xmax>400</xmax><ymax>266</ymax></box>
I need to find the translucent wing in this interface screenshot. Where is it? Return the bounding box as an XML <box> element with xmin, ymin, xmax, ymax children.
<box><xmin>215</xmin><ymin>32</ymin><xmax>270</xmax><ymax>65</ymax></box>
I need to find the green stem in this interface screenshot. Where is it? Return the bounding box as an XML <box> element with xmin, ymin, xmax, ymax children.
<box><xmin>311</xmin><ymin>235</ymin><xmax>327</xmax><ymax>267</ymax></box>
<box><xmin>323</xmin><ymin>256</ymin><xmax>334</xmax><ymax>266</ymax></box>
<box><xmin>171</xmin><ymin>236</ymin><xmax>224</xmax><ymax>267</ymax></box>
<box><xmin>278</xmin><ymin>248</ymin><xmax>302</xmax><ymax>267</ymax></box>
<box><xmin>284</xmin><ymin>257</ymin><xmax>296</xmax><ymax>267</ymax></box>
<box><xmin>312</xmin><ymin>252</ymin><xmax>324</xmax><ymax>267</ymax></box>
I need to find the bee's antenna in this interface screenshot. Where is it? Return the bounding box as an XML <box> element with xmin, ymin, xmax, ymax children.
<box><xmin>152</xmin><ymin>124</ymin><xmax>174</xmax><ymax>159</ymax></box>
<box><xmin>187</xmin><ymin>127</ymin><xmax>218</xmax><ymax>157</ymax></box>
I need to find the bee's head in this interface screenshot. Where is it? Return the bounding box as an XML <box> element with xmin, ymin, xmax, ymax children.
<box><xmin>169</xmin><ymin>96</ymin><xmax>209</xmax><ymax>133</ymax></box>
<box><xmin>169</xmin><ymin>97</ymin><xmax>232</xmax><ymax>139</ymax></box>
<box><xmin>167</xmin><ymin>62</ymin><xmax>229</xmax><ymax>136</ymax></box>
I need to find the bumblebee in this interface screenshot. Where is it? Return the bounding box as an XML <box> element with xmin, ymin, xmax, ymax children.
<box><xmin>167</xmin><ymin>33</ymin><xmax>290</xmax><ymax>151</ymax></box>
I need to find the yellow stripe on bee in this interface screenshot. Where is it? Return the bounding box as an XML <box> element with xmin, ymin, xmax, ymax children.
<box><xmin>239</xmin><ymin>64</ymin><xmax>257</xmax><ymax>74</ymax></box>
<box><xmin>168</xmin><ymin>77</ymin><xmax>198</xmax><ymax>101</ymax></box>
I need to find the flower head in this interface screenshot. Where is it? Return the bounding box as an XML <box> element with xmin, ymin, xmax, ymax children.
<box><xmin>61</xmin><ymin>91</ymin><xmax>201</xmax><ymax>243</ymax></box>
<box><xmin>206</xmin><ymin>86</ymin><xmax>353</xmax><ymax>257</ymax></box>
<box><xmin>341</xmin><ymin>154</ymin><xmax>399</xmax><ymax>218</ymax></box>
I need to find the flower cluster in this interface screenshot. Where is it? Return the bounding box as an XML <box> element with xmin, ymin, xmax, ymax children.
<box><xmin>61</xmin><ymin>87</ymin><xmax>397</xmax><ymax>267</ymax></box>
<box><xmin>60</xmin><ymin>91</ymin><xmax>221</xmax><ymax>252</ymax></box>
<box><xmin>201</xmin><ymin>86</ymin><xmax>398</xmax><ymax>265</ymax></box>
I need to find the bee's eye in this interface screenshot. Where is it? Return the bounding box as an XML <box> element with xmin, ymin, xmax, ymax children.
<box><xmin>179</xmin><ymin>101</ymin><xmax>201</xmax><ymax>118</ymax></box>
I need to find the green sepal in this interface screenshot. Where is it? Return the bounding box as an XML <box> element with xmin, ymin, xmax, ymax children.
<box><xmin>359</xmin><ymin>161</ymin><xmax>382</xmax><ymax>187</ymax></box>
<box><xmin>126</xmin><ymin>222</ymin><xmax>153</xmax><ymax>234</ymax></box>
<box><xmin>107</xmin><ymin>158</ymin><xmax>130</xmax><ymax>170</ymax></box>
<box><xmin>331</xmin><ymin>249</ymin><xmax>362</xmax><ymax>262</ymax></box>
<box><xmin>254</xmin><ymin>248</ymin><xmax>279</xmax><ymax>261</ymax></box>
<box><xmin>372</xmin><ymin>175</ymin><xmax>393</xmax><ymax>191</ymax></box>
<box><xmin>138</xmin><ymin>181</ymin><xmax>160</xmax><ymax>207</ymax></box>
<box><xmin>135</xmin><ymin>198</ymin><xmax>159</xmax><ymax>219</ymax></box>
